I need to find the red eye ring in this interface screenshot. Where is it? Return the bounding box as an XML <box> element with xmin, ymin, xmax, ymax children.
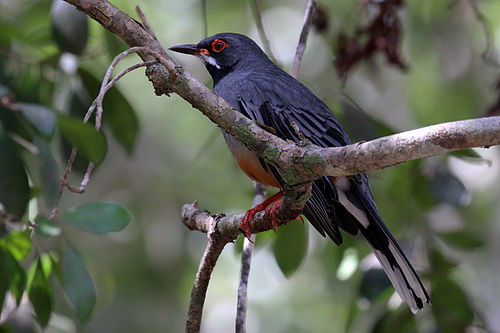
<box><xmin>211</xmin><ymin>39</ymin><xmax>227</xmax><ymax>53</ymax></box>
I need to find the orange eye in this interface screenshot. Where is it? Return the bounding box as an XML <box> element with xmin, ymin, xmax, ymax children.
<box><xmin>211</xmin><ymin>39</ymin><xmax>227</xmax><ymax>53</ymax></box>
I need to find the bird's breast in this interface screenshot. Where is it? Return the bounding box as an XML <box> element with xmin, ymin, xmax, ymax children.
<box><xmin>222</xmin><ymin>131</ymin><xmax>282</xmax><ymax>189</ymax></box>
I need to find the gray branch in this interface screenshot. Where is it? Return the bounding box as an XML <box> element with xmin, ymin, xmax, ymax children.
<box><xmin>235</xmin><ymin>183</ymin><xmax>266</xmax><ymax>333</ymax></box>
<box><xmin>290</xmin><ymin>0</ymin><xmax>317</xmax><ymax>78</ymax></box>
<box><xmin>64</xmin><ymin>0</ymin><xmax>500</xmax><ymax>190</ymax></box>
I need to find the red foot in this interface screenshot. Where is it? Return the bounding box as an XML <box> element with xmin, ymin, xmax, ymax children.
<box><xmin>296</xmin><ymin>215</ymin><xmax>304</xmax><ymax>225</ymax></box>
<box><xmin>264</xmin><ymin>199</ymin><xmax>282</xmax><ymax>234</ymax></box>
<box><xmin>241</xmin><ymin>191</ymin><xmax>283</xmax><ymax>239</ymax></box>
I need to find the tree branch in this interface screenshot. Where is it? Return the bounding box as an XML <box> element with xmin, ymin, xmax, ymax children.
<box><xmin>250</xmin><ymin>0</ymin><xmax>279</xmax><ymax>65</ymax></box>
<box><xmin>235</xmin><ymin>183</ymin><xmax>266</xmax><ymax>333</ymax></box>
<box><xmin>183</xmin><ymin>203</ymin><xmax>231</xmax><ymax>333</ymax></box>
<box><xmin>290</xmin><ymin>0</ymin><xmax>317</xmax><ymax>78</ymax></box>
<box><xmin>64</xmin><ymin>0</ymin><xmax>500</xmax><ymax>189</ymax></box>
<box><xmin>182</xmin><ymin>181</ymin><xmax>311</xmax><ymax>241</ymax></box>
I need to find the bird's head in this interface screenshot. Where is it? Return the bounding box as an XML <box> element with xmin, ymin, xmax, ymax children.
<box><xmin>169</xmin><ymin>33</ymin><xmax>271</xmax><ymax>83</ymax></box>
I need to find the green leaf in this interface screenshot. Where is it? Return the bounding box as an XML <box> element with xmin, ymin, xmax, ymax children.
<box><xmin>33</xmin><ymin>136</ymin><xmax>59</xmax><ymax>206</ymax></box>
<box><xmin>432</xmin><ymin>277</ymin><xmax>474</xmax><ymax>333</ymax></box>
<box><xmin>40</xmin><ymin>253</ymin><xmax>53</xmax><ymax>278</ymax></box>
<box><xmin>0</xmin><ymin>131</ymin><xmax>30</xmax><ymax>218</ymax></box>
<box><xmin>373</xmin><ymin>307</ymin><xmax>416</xmax><ymax>333</ymax></box>
<box><xmin>0</xmin><ymin>248</ymin><xmax>26</xmax><ymax>307</ymax></box>
<box><xmin>61</xmin><ymin>241</ymin><xmax>96</xmax><ymax>323</ymax></box>
<box><xmin>449</xmin><ymin>149</ymin><xmax>483</xmax><ymax>161</ymax></box>
<box><xmin>360</xmin><ymin>268</ymin><xmax>391</xmax><ymax>301</ymax></box>
<box><xmin>439</xmin><ymin>230</ymin><xmax>484</xmax><ymax>250</ymax></box>
<box><xmin>35</xmin><ymin>216</ymin><xmax>62</xmax><ymax>237</ymax></box>
<box><xmin>430</xmin><ymin>248</ymin><xmax>457</xmax><ymax>276</ymax></box>
<box><xmin>272</xmin><ymin>220</ymin><xmax>308</xmax><ymax>277</ymax></box>
<box><xmin>18</xmin><ymin>103</ymin><xmax>56</xmax><ymax>137</ymax></box>
<box><xmin>57</xmin><ymin>114</ymin><xmax>107</xmax><ymax>164</ymax></box>
<box><xmin>27</xmin><ymin>258</ymin><xmax>52</xmax><ymax>327</ymax></box>
<box><xmin>49</xmin><ymin>252</ymin><xmax>62</xmax><ymax>283</ymax></box>
<box><xmin>50</xmin><ymin>0</ymin><xmax>88</xmax><ymax>55</ymax></box>
<box><xmin>62</xmin><ymin>202</ymin><xmax>131</xmax><ymax>234</ymax></box>
<box><xmin>430</xmin><ymin>165</ymin><xmax>471</xmax><ymax>207</ymax></box>
<box><xmin>78</xmin><ymin>68</ymin><xmax>139</xmax><ymax>154</ymax></box>
<box><xmin>0</xmin><ymin>231</ymin><xmax>32</xmax><ymax>261</ymax></box>
<box><xmin>61</xmin><ymin>84</ymin><xmax>97</xmax><ymax>173</ymax></box>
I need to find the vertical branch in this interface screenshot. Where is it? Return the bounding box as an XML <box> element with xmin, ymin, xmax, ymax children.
<box><xmin>186</xmin><ymin>223</ymin><xmax>229</xmax><ymax>333</ymax></box>
<box><xmin>235</xmin><ymin>182</ymin><xmax>267</xmax><ymax>333</ymax></box>
<box><xmin>250</xmin><ymin>0</ymin><xmax>279</xmax><ymax>65</ymax></box>
<box><xmin>201</xmin><ymin>0</ymin><xmax>208</xmax><ymax>38</ymax></box>
<box><xmin>290</xmin><ymin>0</ymin><xmax>317</xmax><ymax>78</ymax></box>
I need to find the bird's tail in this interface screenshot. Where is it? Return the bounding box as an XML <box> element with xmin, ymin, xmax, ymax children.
<box><xmin>359</xmin><ymin>221</ymin><xmax>431</xmax><ymax>313</ymax></box>
<box><xmin>336</xmin><ymin>181</ymin><xmax>431</xmax><ymax>312</ymax></box>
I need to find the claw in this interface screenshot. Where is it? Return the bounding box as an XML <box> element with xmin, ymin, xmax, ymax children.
<box><xmin>264</xmin><ymin>199</ymin><xmax>282</xmax><ymax>234</ymax></box>
<box><xmin>240</xmin><ymin>191</ymin><xmax>283</xmax><ymax>239</ymax></box>
<box><xmin>241</xmin><ymin>206</ymin><xmax>261</xmax><ymax>240</ymax></box>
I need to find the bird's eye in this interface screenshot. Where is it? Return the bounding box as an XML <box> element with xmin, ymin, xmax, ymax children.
<box><xmin>211</xmin><ymin>39</ymin><xmax>227</xmax><ymax>53</ymax></box>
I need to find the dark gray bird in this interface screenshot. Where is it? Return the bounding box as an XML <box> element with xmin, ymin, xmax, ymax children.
<box><xmin>170</xmin><ymin>32</ymin><xmax>430</xmax><ymax>313</ymax></box>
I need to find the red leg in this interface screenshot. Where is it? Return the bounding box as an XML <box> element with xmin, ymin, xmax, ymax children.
<box><xmin>264</xmin><ymin>199</ymin><xmax>282</xmax><ymax>233</ymax></box>
<box><xmin>241</xmin><ymin>191</ymin><xmax>283</xmax><ymax>239</ymax></box>
<box><xmin>264</xmin><ymin>200</ymin><xmax>304</xmax><ymax>233</ymax></box>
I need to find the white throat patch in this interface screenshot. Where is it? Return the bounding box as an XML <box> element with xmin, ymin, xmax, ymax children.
<box><xmin>199</xmin><ymin>53</ymin><xmax>220</xmax><ymax>69</ymax></box>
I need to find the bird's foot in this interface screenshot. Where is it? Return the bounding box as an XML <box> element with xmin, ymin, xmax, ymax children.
<box><xmin>240</xmin><ymin>191</ymin><xmax>283</xmax><ymax>239</ymax></box>
<box><xmin>265</xmin><ymin>201</ymin><xmax>304</xmax><ymax>232</ymax></box>
<box><xmin>264</xmin><ymin>199</ymin><xmax>282</xmax><ymax>234</ymax></box>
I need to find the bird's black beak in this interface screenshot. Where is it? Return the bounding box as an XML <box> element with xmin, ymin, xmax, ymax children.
<box><xmin>169</xmin><ymin>44</ymin><xmax>209</xmax><ymax>56</ymax></box>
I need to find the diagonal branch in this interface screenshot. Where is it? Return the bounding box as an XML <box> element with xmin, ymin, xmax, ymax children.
<box><xmin>64</xmin><ymin>0</ymin><xmax>500</xmax><ymax>189</ymax></box>
<box><xmin>290</xmin><ymin>0</ymin><xmax>317</xmax><ymax>78</ymax></box>
<box><xmin>250</xmin><ymin>0</ymin><xmax>279</xmax><ymax>65</ymax></box>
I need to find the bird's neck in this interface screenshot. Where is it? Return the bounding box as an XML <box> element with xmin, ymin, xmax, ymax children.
<box><xmin>206</xmin><ymin>65</ymin><xmax>233</xmax><ymax>86</ymax></box>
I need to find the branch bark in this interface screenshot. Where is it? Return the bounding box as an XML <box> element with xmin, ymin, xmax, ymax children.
<box><xmin>290</xmin><ymin>0</ymin><xmax>317</xmax><ymax>78</ymax></box>
<box><xmin>235</xmin><ymin>183</ymin><xmax>266</xmax><ymax>333</ymax></box>
<box><xmin>182</xmin><ymin>203</ymin><xmax>232</xmax><ymax>333</ymax></box>
<box><xmin>64</xmin><ymin>0</ymin><xmax>500</xmax><ymax>189</ymax></box>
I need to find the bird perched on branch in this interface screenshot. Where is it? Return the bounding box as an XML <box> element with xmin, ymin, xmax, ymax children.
<box><xmin>169</xmin><ymin>33</ymin><xmax>430</xmax><ymax>313</ymax></box>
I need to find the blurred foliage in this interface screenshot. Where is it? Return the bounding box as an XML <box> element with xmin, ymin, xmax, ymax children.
<box><xmin>0</xmin><ymin>0</ymin><xmax>499</xmax><ymax>332</ymax></box>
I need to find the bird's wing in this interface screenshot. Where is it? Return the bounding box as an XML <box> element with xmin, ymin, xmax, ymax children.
<box><xmin>238</xmin><ymin>97</ymin><xmax>349</xmax><ymax>244</ymax></box>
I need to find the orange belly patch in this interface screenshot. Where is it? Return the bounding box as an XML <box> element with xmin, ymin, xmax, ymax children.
<box><xmin>233</xmin><ymin>147</ymin><xmax>282</xmax><ymax>189</ymax></box>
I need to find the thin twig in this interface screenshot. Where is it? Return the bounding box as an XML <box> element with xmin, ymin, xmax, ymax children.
<box><xmin>185</xmin><ymin>207</ymin><xmax>232</xmax><ymax>333</ymax></box>
<box><xmin>290</xmin><ymin>0</ymin><xmax>317</xmax><ymax>78</ymax></box>
<box><xmin>250</xmin><ymin>0</ymin><xmax>279</xmax><ymax>65</ymax></box>
<box><xmin>136</xmin><ymin>6</ymin><xmax>158</xmax><ymax>41</ymax></box>
<box><xmin>235</xmin><ymin>182</ymin><xmax>267</xmax><ymax>333</ymax></box>
<box><xmin>201</xmin><ymin>0</ymin><xmax>208</xmax><ymax>38</ymax></box>
<box><xmin>49</xmin><ymin>49</ymin><xmax>160</xmax><ymax>220</ymax></box>
<box><xmin>49</xmin><ymin>146</ymin><xmax>78</xmax><ymax>219</ymax></box>
<box><xmin>468</xmin><ymin>0</ymin><xmax>499</xmax><ymax>67</ymax></box>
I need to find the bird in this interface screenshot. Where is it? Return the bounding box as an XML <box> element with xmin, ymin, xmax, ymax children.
<box><xmin>169</xmin><ymin>32</ymin><xmax>431</xmax><ymax>313</ymax></box>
